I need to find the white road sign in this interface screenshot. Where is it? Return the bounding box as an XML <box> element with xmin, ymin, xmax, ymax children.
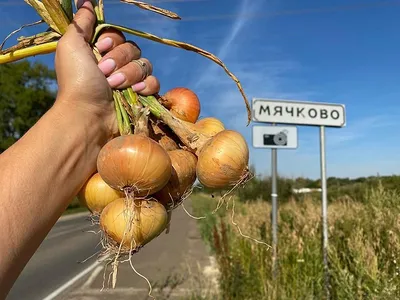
<box><xmin>252</xmin><ymin>125</ymin><xmax>298</xmax><ymax>149</ymax></box>
<box><xmin>252</xmin><ymin>98</ymin><xmax>346</xmax><ymax>127</ymax></box>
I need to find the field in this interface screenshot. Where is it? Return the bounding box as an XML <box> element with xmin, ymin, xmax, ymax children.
<box><xmin>62</xmin><ymin>169</ymin><xmax>400</xmax><ymax>299</ymax></box>
<box><xmin>190</xmin><ymin>177</ymin><xmax>400</xmax><ymax>300</ymax></box>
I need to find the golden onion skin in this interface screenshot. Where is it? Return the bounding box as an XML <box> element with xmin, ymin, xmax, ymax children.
<box><xmin>97</xmin><ymin>135</ymin><xmax>172</xmax><ymax>197</ymax></box>
<box><xmin>150</xmin><ymin>122</ymin><xmax>180</xmax><ymax>151</ymax></box>
<box><xmin>163</xmin><ymin>87</ymin><xmax>201</xmax><ymax>123</ymax></box>
<box><xmin>78</xmin><ymin>172</ymin><xmax>125</xmax><ymax>213</ymax></box>
<box><xmin>195</xmin><ymin>117</ymin><xmax>225</xmax><ymax>137</ymax></box>
<box><xmin>155</xmin><ymin>149</ymin><xmax>197</xmax><ymax>204</ymax></box>
<box><xmin>196</xmin><ymin>130</ymin><xmax>249</xmax><ymax>189</ymax></box>
<box><xmin>100</xmin><ymin>198</ymin><xmax>168</xmax><ymax>249</ymax></box>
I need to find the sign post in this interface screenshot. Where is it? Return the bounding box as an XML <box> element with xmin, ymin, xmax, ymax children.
<box><xmin>252</xmin><ymin>98</ymin><xmax>346</xmax><ymax>299</ymax></box>
<box><xmin>271</xmin><ymin>142</ymin><xmax>278</xmax><ymax>278</ymax></box>
<box><xmin>320</xmin><ymin>125</ymin><xmax>329</xmax><ymax>298</ymax></box>
<box><xmin>252</xmin><ymin>124</ymin><xmax>298</xmax><ymax>279</ymax></box>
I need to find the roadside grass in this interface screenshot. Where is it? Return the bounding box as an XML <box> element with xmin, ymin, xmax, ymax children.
<box><xmin>62</xmin><ymin>197</ymin><xmax>87</xmax><ymax>215</ymax></box>
<box><xmin>190</xmin><ymin>183</ymin><xmax>400</xmax><ymax>299</ymax></box>
<box><xmin>62</xmin><ymin>206</ymin><xmax>87</xmax><ymax>215</ymax></box>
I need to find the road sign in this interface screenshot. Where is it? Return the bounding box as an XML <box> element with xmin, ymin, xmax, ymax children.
<box><xmin>253</xmin><ymin>97</ymin><xmax>345</xmax><ymax>299</ymax></box>
<box><xmin>252</xmin><ymin>125</ymin><xmax>298</xmax><ymax>149</ymax></box>
<box><xmin>252</xmin><ymin>98</ymin><xmax>346</xmax><ymax>127</ymax></box>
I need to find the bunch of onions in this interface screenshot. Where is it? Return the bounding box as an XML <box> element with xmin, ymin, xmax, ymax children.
<box><xmin>95</xmin><ymin>91</ymin><xmax>175</xmax><ymax>252</ymax></box>
<box><xmin>138</xmin><ymin>94</ymin><xmax>250</xmax><ymax>189</ymax></box>
<box><xmin>77</xmin><ymin>86</ymin><xmax>250</xmax><ymax>254</ymax></box>
<box><xmin>75</xmin><ymin>89</ymin><xmax>173</xmax><ymax>253</ymax></box>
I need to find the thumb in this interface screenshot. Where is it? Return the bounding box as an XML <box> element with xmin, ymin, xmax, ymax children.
<box><xmin>68</xmin><ymin>0</ymin><xmax>96</xmax><ymax>43</ymax></box>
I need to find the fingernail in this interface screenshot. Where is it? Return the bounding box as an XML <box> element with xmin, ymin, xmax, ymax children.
<box><xmin>132</xmin><ymin>81</ymin><xmax>146</xmax><ymax>92</ymax></box>
<box><xmin>76</xmin><ymin>0</ymin><xmax>87</xmax><ymax>9</ymax></box>
<box><xmin>95</xmin><ymin>37</ymin><xmax>113</xmax><ymax>53</ymax></box>
<box><xmin>107</xmin><ymin>73</ymin><xmax>126</xmax><ymax>87</ymax></box>
<box><xmin>98</xmin><ymin>58</ymin><xmax>116</xmax><ymax>75</ymax></box>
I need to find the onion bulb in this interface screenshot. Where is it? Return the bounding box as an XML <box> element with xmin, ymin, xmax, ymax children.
<box><xmin>150</xmin><ymin>122</ymin><xmax>179</xmax><ymax>151</ymax></box>
<box><xmin>100</xmin><ymin>198</ymin><xmax>168</xmax><ymax>249</ymax></box>
<box><xmin>195</xmin><ymin>117</ymin><xmax>224</xmax><ymax>136</ymax></box>
<box><xmin>161</xmin><ymin>87</ymin><xmax>201</xmax><ymax>123</ymax></box>
<box><xmin>154</xmin><ymin>149</ymin><xmax>198</xmax><ymax>205</ymax></box>
<box><xmin>185</xmin><ymin>117</ymin><xmax>225</xmax><ymax>137</ymax></box>
<box><xmin>97</xmin><ymin>135</ymin><xmax>172</xmax><ymax>197</ymax></box>
<box><xmin>78</xmin><ymin>172</ymin><xmax>125</xmax><ymax>213</ymax></box>
<box><xmin>136</xmin><ymin>96</ymin><xmax>250</xmax><ymax>189</ymax></box>
<box><xmin>196</xmin><ymin>130</ymin><xmax>249</xmax><ymax>188</ymax></box>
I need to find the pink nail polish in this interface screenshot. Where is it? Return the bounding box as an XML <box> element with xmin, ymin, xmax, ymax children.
<box><xmin>95</xmin><ymin>37</ymin><xmax>113</xmax><ymax>53</ymax></box>
<box><xmin>76</xmin><ymin>0</ymin><xmax>88</xmax><ymax>9</ymax></box>
<box><xmin>107</xmin><ymin>73</ymin><xmax>126</xmax><ymax>87</ymax></box>
<box><xmin>132</xmin><ymin>81</ymin><xmax>146</xmax><ymax>92</ymax></box>
<box><xmin>98</xmin><ymin>58</ymin><xmax>116</xmax><ymax>75</ymax></box>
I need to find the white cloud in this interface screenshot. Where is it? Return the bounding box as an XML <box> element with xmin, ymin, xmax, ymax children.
<box><xmin>193</xmin><ymin>0</ymin><xmax>265</xmax><ymax>90</ymax></box>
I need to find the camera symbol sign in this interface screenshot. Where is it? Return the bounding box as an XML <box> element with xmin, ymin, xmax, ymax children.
<box><xmin>252</xmin><ymin>125</ymin><xmax>298</xmax><ymax>149</ymax></box>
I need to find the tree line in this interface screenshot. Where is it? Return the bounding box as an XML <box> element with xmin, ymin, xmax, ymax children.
<box><xmin>0</xmin><ymin>60</ymin><xmax>56</xmax><ymax>153</ymax></box>
<box><xmin>195</xmin><ymin>165</ymin><xmax>400</xmax><ymax>204</ymax></box>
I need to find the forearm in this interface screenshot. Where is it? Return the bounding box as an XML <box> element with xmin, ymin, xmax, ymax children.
<box><xmin>0</xmin><ymin>100</ymin><xmax>110</xmax><ymax>296</ymax></box>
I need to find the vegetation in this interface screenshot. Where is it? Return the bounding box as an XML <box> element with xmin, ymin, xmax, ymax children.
<box><xmin>191</xmin><ymin>181</ymin><xmax>400</xmax><ymax>299</ymax></box>
<box><xmin>61</xmin><ymin>197</ymin><xmax>87</xmax><ymax>215</ymax></box>
<box><xmin>194</xmin><ymin>165</ymin><xmax>400</xmax><ymax>204</ymax></box>
<box><xmin>0</xmin><ymin>61</ymin><xmax>56</xmax><ymax>152</ymax></box>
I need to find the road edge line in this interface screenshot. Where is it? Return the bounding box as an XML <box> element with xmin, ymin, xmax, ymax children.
<box><xmin>42</xmin><ymin>256</ymin><xmax>107</xmax><ymax>300</ymax></box>
<box><xmin>81</xmin><ymin>265</ymin><xmax>103</xmax><ymax>289</ymax></box>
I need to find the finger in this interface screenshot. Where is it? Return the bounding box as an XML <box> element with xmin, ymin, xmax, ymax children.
<box><xmin>106</xmin><ymin>58</ymin><xmax>152</xmax><ymax>89</ymax></box>
<box><xmin>136</xmin><ymin>76</ymin><xmax>161</xmax><ymax>95</ymax></box>
<box><xmin>68</xmin><ymin>0</ymin><xmax>96</xmax><ymax>43</ymax></box>
<box><xmin>95</xmin><ymin>29</ymin><xmax>126</xmax><ymax>53</ymax></box>
<box><xmin>97</xmin><ymin>43</ymin><xmax>142</xmax><ymax>76</ymax></box>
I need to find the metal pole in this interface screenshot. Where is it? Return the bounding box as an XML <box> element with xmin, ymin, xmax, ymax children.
<box><xmin>271</xmin><ymin>146</ymin><xmax>278</xmax><ymax>279</ymax></box>
<box><xmin>320</xmin><ymin>125</ymin><xmax>329</xmax><ymax>299</ymax></box>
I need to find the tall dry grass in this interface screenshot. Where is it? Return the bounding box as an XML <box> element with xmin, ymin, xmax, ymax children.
<box><xmin>191</xmin><ymin>182</ymin><xmax>400</xmax><ymax>299</ymax></box>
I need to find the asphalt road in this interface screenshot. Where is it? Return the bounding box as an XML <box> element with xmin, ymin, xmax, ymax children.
<box><xmin>5</xmin><ymin>200</ymin><xmax>217</xmax><ymax>300</ymax></box>
<box><xmin>64</xmin><ymin>200</ymin><xmax>217</xmax><ymax>300</ymax></box>
<box><xmin>6</xmin><ymin>212</ymin><xmax>101</xmax><ymax>300</ymax></box>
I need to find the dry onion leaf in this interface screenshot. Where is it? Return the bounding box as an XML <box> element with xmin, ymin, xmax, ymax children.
<box><xmin>0</xmin><ymin>20</ymin><xmax>44</xmax><ymax>52</ymax></box>
<box><xmin>24</xmin><ymin>0</ymin><xmax>61</xmax><ymax>33</ymax></box>
<box><xmin>0</xmin><ymin>32</ymin><xmax>60</xmax><ymax>55</ymax></box>
<box><xmin>98</xmin><ymin>0</ymin><xmax>105</xmax><ymax>21</ymax></box>
<box><xmin>41</xmin><ymin>0</ymin><xmax>71</xmax><ymax>34</ymax></box>
<box><xmin>121</xmin><ymin>0</ymin><xmax>181</xmax><ymax>20</ymax></box>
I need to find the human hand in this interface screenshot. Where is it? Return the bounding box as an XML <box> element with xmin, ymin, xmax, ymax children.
<box><xmin>55</xmin><ymin>0</ymin><xmax>160</xmax><ymax>138</ymax></box>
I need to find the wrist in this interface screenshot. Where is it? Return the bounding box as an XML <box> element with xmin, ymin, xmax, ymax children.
<box><xmin>46</xmin><ymin>99</ymin><xmax>113</xmax><ymax>187</ymax></box>
<box><xmin>52</xmin><ymin>95</ymin><xmax>117</xmax><ymax>143</ymax></box>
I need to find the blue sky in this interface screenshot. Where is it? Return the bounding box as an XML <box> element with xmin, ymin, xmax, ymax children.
<box><xmin>1</xmin><ymin>0</ymin><xmax>400</xmax><ymax>179</ymax></box>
